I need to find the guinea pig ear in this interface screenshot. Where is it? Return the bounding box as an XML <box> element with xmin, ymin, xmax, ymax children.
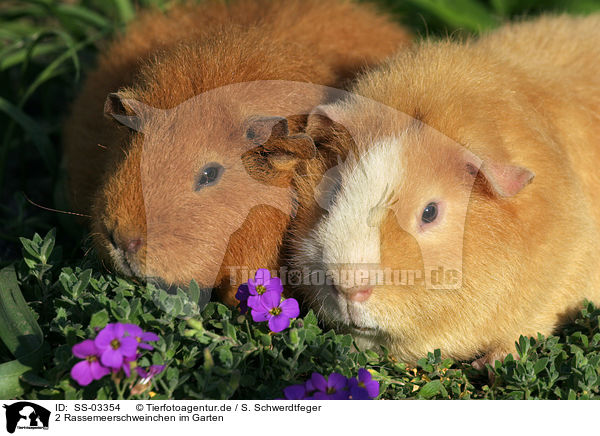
<box><xmin>264</xmin><ymin>133</ymin><xmax>317</xmax><ymax>172</ymax></box>
<box><xmin>469</xmin><ymin>160</ymin><xmax>535</xmax><ymax>197</ymax></box>
<box><xmin>245</xmin><ymin>115</ymin><xmax>316</xmax><ymax>172</ymax></box>
<box><xmin>306</xmin><ymin>104</ymin><xmax>341</xmax><ymax>144</ymax></box>
<box><xmin>103</xmin><ymin>92</ymin><xmax>159</xmax><ymax>132</ymax></box>
<box><xmin>245</xmin><ymin>115</ymin><xmax>289</xmax><ymax>145</ymax></box>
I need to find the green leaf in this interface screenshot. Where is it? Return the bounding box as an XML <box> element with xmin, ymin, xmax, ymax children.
<box><xmin>289</xmin><ymin>328</ymin><xmax>299</xmax><ymax>346</ymax></box>
<box><xmin>39</xmin><ymin>228</ymin><xmax>56</xmax><ymax>262</ymax></box>
<box><xmin>405</xmin><ymin>0</ymin><xmax>498</xmax><ymax>33</ymax></box>
<box><xmin>303</xmin><ymin>310</ymin><xmax>317</xmax><ymax>326</ymax></box>
<box><xmin>0</xmin><ymin>356</ymin><xmax>39</xmax><ymax>398</ymax></box>
<box><xmin>203</xmin><ymin>348</ymin><xmax>214</xmax><ymax>371</ymax></box>
<box><xmin>89</xmin><ymin>309</ymin><xmax>109</xmax><ymax>329</ymax></box>
<box><xmin>54</xmin><ymin>3</ymin><xmax>111</xmax><ymax>29</ymax></box>
<box><xmin>188</xmin><ymin>279</ymin><xmax>200</xmax><ymax>305</ymax></box>
<box><xmin>71</xmin><ymin>269</ymin><xmax>92</xmax><ymax>298</ymax></box>
<box><xmin>419</xmin><ymin>380</ymin><xmax>443</xmax><ymax>399</ymax></box>
<box><xmin>533</xmin><ymin>358</ymin><xmax>549</xmax><ymax>375</ymax></box>
<box><xmin>19</xmin><ymin>236</ymin><xmax>40</xmax><ymax>259</ymax></box>
<box><xmin>0</xmin><ymin>266</ymin><xmax>43</xmax><ymax>355</ymax></box>
<box><xmin>111</xmin><ymin>0</ymin><xmax>135</xmax><ymax>23</ymax></box>
<box><xmin>0</xmin><ymin>266</ymin><xmax>43</xmax><ymax>398</ymax></box>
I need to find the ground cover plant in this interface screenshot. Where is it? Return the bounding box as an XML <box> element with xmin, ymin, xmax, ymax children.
<box><xmin>1</xmin><ymin>0</ymin><xmax>600</xmax><ymax>400</ymax></box>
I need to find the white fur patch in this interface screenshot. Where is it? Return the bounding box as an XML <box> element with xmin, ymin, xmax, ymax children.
<box><xmin>291</xmin><ymin>136</ymin><xmax>404</xmax><ymax>335</ymax></box>
<box><xmin>318</xmin><ymin>136</ymin><xmax>403</xmax><ymax>266</ymax></box>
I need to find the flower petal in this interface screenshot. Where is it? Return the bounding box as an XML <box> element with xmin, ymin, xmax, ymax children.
<box><xmin>332</xmin><ymin>389</ymin><xmax>351</xmax><ymax>400</ymax></box>
<box><xmin>119</xmin><ymin>337</ymin><xmax>139</xmax><ymax>357</ymax></box>
<box><xmin>310</xmin><ymin>372</ymin><xmax>327</xmax><ymax>392</ymax></box>
<box><xmin>305</xmin><ymin>379</ymin><xmax>315</xmax><ymax>393</ymax></box>
<box><xmin>279</xmin><ymin>298</ymin><xmax>300</xmax><ymax>319</ymax></box>
<box><xmin>251</xmin><ymin>308</ymin><xmax>270</xmax><ymax>322</ymax></box>
<box><xmin>247</xmin><ymin>295</ymin><xmax>263</xmax><ymax>309</ymax></box>
<box><xmin>348</xmin><ymin>379</ymin><xmax>368</xmax><ymax>400</ymax></box>
<box><xmin>254</xmin><ymin>268</ymin><xmax>271</xmax><ymax>285</ymax></box>
<box><xmin>122</xmin><ymin>361</ymin><xmax>131</xmax><ymax>377</ymax></box>
<box><xmin>328</xmin><ymin>373</ymin><xmax>348</xmax><ymax>391</ymax></box>
<box><xmin>72</xmin><ymin>339</ymin><xmax>98</xmax><ymax>358</ymax></box>
<box><xmin>283</xmin><ymin>384</ymin><xmax>306</xmax><ymax>400</ymax></box>
<box><xmin>365</xmin><ymin>379</ymin><xmax>380</xmax><ymax>398</ymax></box>
<box><xmin>149</xmin><ymin>365</ymin><xmax>166</xmax><ymax>376</ymax></box>
<box><xmin>140</xmin><ymin>332</ymin><xmax>159</xmax><ymax>342</ymax></box>
<box><xmin>100</xmin><ymin>348</ymin><xmax>124</xmax><ymax>368</ymax></box>
<box><xmin>123</xmin><ymin>323</ymin><xmax>143</xmax><ymax>338</ymax></box>
<box><xmin>123</xmin><ymin>353</ymin><xmax>138</xmax><ymax>363</ymax></box>
<box><xmin>260</xmin><ymin>290</ymin><xmax>282</xmax><ymax>310</ymax></box>
<box><xmin>268</xmin><ymin>314</ymin><xmax>290</xmax><ymax>332</ymax></box>
<box><xmin>71</xmin><ymin>361</ymin><xmax>93</xmax><ymax>386</ymax></box>
<box><xmin>235</xmin><ymin>284</ymin><xmax>250</xmax><ymax>302</ymax></box>
<box><xmin>350</xmin><ymin>386</ymin><xmax>371</xmax><ymax>400</ymax></box>
<box><xmin>357</xmin><ymin>368</ymin><xmax>371</xmax><ymax>383</ymax></box>
<box><xmin>94</xmin><ymin>325</ymin><xmax>115</xmax><ymax>349</ymax></box>
<box><xmin>112</xmin><ymin>323</ymin><xmax>125</xmax><ymax>338</ymax></box>
<box><xmin>312</xmin><ymin>392</ymin><xmax>329</xmax><ymax>400</ymax></box>
<box><xmin>265</xmin><ymin>276</ymin><xmax>283</xmax><ymax>294</ymax></box>
<box><xmin>247</xmin><ymin>280</ymin><xmax>258</xmax><ymax>295</ymax></box>
<box><xmin>90</xmin><ymin>361</ymin><xmax>110</xmax><ymax>380</ymax></box>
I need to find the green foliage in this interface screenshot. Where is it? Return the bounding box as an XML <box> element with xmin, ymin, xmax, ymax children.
<box><xmin>0</xmin><ymin>265</ymin><xmax>44</xmax><ymax>397</ymax></box>
<box><xmin>2</xmin><ymin>0</ymin><xmax>600</xmax><ymax>400</ymax></box>
<box><xmin>1</xmin><ymin>230</ymin><xmax>599</xmax><ymax>399</ymax></box>
<box><xmin>379</xmin><ymin>0</ymin><xmax>600</xmax><ymax>36</ymax></box>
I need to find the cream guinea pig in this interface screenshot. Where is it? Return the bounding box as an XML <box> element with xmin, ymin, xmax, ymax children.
<box><xmin>62</xmin><ymin>0</ymin><xmax>410</xmax><ymax>304</ymax></box>
<box><xmin>288</xmin><ymin>14</ymin><xmax>600</xmax><ymax>367</ymax></box>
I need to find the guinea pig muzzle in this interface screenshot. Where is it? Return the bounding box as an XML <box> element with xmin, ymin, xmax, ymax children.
<box><xmin>329</xmin><ymin>286</ymin><xmax>379</xmax><ymax>334</ymax></box>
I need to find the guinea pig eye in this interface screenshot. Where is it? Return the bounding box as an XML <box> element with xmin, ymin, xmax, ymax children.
<box><xmin>196</xmin><ymin>163</ymin><xmax>224</xmax><ymax>190</ymax></box>
<box><xmin>421</xmin><ymin>202</ymin><xmax>438</xmax><ymax>224</ymax></box>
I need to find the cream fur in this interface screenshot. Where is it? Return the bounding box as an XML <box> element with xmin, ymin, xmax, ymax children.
<box><xmin>290</xmin><ymin>14</ymin><xmax>600</xmax><ymax>365</ymax></box>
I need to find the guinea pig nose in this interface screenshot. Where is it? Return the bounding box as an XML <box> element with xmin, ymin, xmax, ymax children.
<box><xmin>337</xmin><ymin>286</ymin><xmax>373</xmax><ymax>303</ymax></box>
<box><xmin>126</xmin><ymin>238</ymin><xmax>144</xmax><ymax>254</ymax></box>
<box><xmin>108</xmin><ymin>229</ymin><xmax>143</xmax><ymax>254</ymax></box>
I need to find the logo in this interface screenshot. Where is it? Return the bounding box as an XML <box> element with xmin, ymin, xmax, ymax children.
<box><xmin>3</xmin><ymin>402</ymin><xmax>50</xmax><ymax>434</ymax></box>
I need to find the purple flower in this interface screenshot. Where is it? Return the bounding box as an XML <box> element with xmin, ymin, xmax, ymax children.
<box><xmin>123</xmin><ymin>323</ymin><xmax>160</xmax><ymax>350</ymax></box>
<box><xmin>309</xmin><ymin>372</ymin><xmax>349</xmax><ymax>400</ymax></box>
<box><xmin>283</xmin><ymin>384</ymin><xmax>307</xmax><ymax>400</ymax></box>
<box><xmin>94</xmin><ymin>323</ymin><xmax>138</xmax><ymax>369</ymax></box>
<box><xmin>251</xmin><ymin>291</ymin><xmax>300</xmax><ymax>332</ymax></box>
<box><xmin>136</xmin><ymin>365</ymin><xmax>166</xmax><ymax>383</ymax></box>
<box><xmin>247</xmin><ymin>269</ymin><xmax>283</xmax><ymax>310</ymax></box>
<box><xmin>348</xmin><ymin>369</ymin><xmax>379</xmax><ymax>399</ymax></box>
<box><xmin>70</xmin><ymin>340</ymin><xmax>110</xmax><ymax>386</ymax></box>
<box><xmin>235</xmin><ymin>284</ymin><xmax>250</xmax><ymax>314</ymax></box>
<box><xmin>120</xmin><ymin>353</ymin><xmax>139</xmax><ymax>377</ymax></box>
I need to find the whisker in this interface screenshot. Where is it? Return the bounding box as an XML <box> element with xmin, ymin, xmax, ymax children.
<box><xmin>100</xmin><ymin>259</ymin><xmax>112</xmax><ymax>274</ymax></box>
<box><xmin>24</xmin><ymin>194</ymin><xmax>91</xmax><ymax>218</ymax></box>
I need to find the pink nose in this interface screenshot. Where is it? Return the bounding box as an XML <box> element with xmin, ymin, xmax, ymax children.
<box><xmin>126</xmin><ymin>238</ymin><xmax>144</xmax><ymax>254</ymax></box>
<box><xmin>108</xmin><ymin>229</ymin><xmax>144</xmax><ymax>254</ymax></box>
<box><xmin>336</xmin><ymin>286</ymin><xmax>373</xmax><ymax>302</ymax></box>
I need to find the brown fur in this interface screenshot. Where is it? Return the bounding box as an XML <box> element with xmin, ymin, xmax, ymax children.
<box><xmin>290</xmin><ymin>15</ymin><xmax>600</xmax><ymax>364</ymax></box>
<box><xmin>62</xmin><ymin>0</ymin><xmax>410</xmax><ymax>304</ymax></box>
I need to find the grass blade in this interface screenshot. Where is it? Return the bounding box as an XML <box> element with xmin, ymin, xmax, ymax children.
<box><xmin>0</xmin><ymin>266</ymin><xmax>43</xmax><ymax>356</ymax></box>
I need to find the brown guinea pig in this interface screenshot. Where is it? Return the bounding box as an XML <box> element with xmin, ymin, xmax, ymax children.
<box><xmin>288</xmin><ymin>14</ymin><xmax>600</xmax><ymax>366</ymax></box>
<box><xmin>63</xmin><ymin>0</ymin><xmax>410</xmax><ymax>304</ymax></box>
